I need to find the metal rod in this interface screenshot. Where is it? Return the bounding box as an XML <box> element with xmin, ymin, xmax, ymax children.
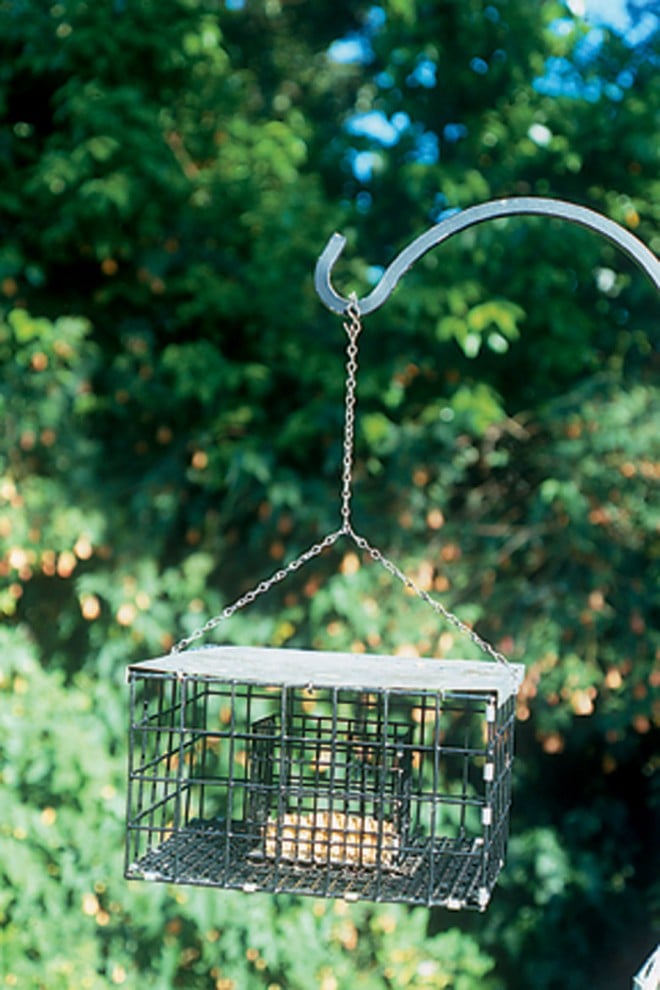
<box><xmin>314</xmin><ymin>196</ymin><xmax>660</xmax><ymax>315</ymax></box>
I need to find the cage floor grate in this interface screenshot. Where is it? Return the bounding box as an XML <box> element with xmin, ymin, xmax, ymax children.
<box><xmin>126</xmin><ymin>820</ymin><xmax>492</xmax><ymax>909</ymax></box>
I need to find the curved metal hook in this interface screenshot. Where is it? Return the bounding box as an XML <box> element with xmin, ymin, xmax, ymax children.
<box><xmin>315</xmin><ymin>196</ymin><xmax>660</xmax><ymax>315</ymax></box>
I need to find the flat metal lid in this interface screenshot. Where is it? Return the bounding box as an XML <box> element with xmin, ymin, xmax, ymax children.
<box><xmin>128</xmin><ymin>646</ymin><xmax>524</xmax><ymax>704</ymax></box>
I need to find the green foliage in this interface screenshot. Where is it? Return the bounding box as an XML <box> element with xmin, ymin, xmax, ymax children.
<box><xmin>0</xmin><ymin>0</ymin><xmax>658</xmax><ymax>988</ymax></box>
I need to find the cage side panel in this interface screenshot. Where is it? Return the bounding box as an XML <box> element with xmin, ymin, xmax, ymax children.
<box><xmin>126</xmin><ymin>673</ymin><xmax>193</xmax><ymax>877</ymax></box>
<box><xmin>397</xmin><ymin>689</ymin><xmax>501</xmax><ymax>908</ymax></box>
<box><xmin>125</xmin><ymin>673</ymin><xmax>141</xmax><ymax>873</ymax></box>
<box><xmin>125</xmin><ymin>672</ymin><xmax>518</xmax><ymax>910</ymax></box>
<box><xmin>483</xmin><ymin>694</ymin><xmax>517</xmax><ymax>891</ymax></box>
<box><xmin>126</xmin><ymin>675</ymin><xmax>275</xmax><ymax>883</ymax></box>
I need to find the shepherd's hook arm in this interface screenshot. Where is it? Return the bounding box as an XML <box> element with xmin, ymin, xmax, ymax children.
<box><xmin>314</xmin><ymin>196</ymin><xmax>660</xmax><ymax>315</ymax></box>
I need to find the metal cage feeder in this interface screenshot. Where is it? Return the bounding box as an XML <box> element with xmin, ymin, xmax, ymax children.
<box><xmin>126</xmin><ymin>647</ymin><xmax>523</xmax><ymax>909</ymax></box>
<box><xmin>124</xmin><ymin>196</ymin><xmax>658</xmax><ymax>908</ymax></box>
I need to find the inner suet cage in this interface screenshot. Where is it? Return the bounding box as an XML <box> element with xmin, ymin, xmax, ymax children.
<box><xmin>126</xmin><ymin>646</ymin><xmax>523</xmax><ymax>909</ymax></box>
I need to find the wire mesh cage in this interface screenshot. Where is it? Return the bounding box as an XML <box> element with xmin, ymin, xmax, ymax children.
<box><xmin>125</xmin><ymin>646</ymin><xmax>524</xmax><ymax>909</ymax></box>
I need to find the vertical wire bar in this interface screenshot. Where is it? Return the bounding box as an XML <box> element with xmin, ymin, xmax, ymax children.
<box><xmin>275</xmin><ymin>685</ymin><xmax>288</xmax><ymax>884</ymax></box>
<box><xmin>338</xmin><ymin>707</ymin><xmax>348</xmax><ymax>865</ymax></box>
<box><xmin>324</xmin><ymin>688</ymin><xmax>339</xmax><ymax>893</ymax></box>
<box><xmin>338</xmin><ymin>712</ymin><xmax>346</xmax><ymax>830</ymax></box>
<box><xmin>289</xmin><ymin>692</ymin><xmax>298</xmax><ymax>861</ymax></box>
<box><xmin>482</xmin><ymin>696</ymin><xmax>498</xmax><ymax>897</ymax></box>
<box><xmin>493</xmin><ymin>699</ymin><xmax>506</xmax><ymax>887</ymax></box>
<box><xmin>146</xmin><ymin>678</ymin><xmax>161</xmax><ymax>853</ymax></box>
<box><xmin>502</xmin><ymin>696</ymin><xmax>516</xmax><ymax>864</ymax></box>
<box><xmin>244</xmin><ymin>682</ymin><xmax>253</xmax><ymax>826</ymax></box>
<box><xmin>313</xmin><ymin>712</ymin><xmax>323</xmax><ymax>822</ymax></box>
<box><xmin>146</xmin><ymin>676</ymin><xmax>166</xmax><ymax>852</ymax></box>
<box><xmin>500</xmin><ymin>698</ymin><xmax>509</xmax><ymax>872</ymax></box>
<box><xmin>413</xmin><ymin>691</ymin><xmax>427</xmax><ymax>842</ymax></box>
<box><xmin>173</xmin><ymin>674</ymin><xmax>187</xmax><ymax>882</ymax></box>
<box><xmin>429</xmin><ymin>691</ymin><xmax>441</xmax><ymax>904</ymax></box>
<box><xmin>353</xmin><ymin>701</ymin><xmax>365</xmax><ymax>826</ymax></box>
<box><xmin>286</xmin><ymin>688</ymin><xmax>297</xmax><ymax>864</ymax></box>
<box><xmin>303</xmin><ymin>698</ymin><xmax>312</xmax><ymax>862</ymax></box>
<box><xmin>134</xmin><ymin>673</ymin><xmax>151</xmax><ymax>865</ymax></box>
<box><xmin>419</xmin><ymin>691</ymin><xmax>431</xmax><ymax>840</ymax></box>
<box><xmin>125</xmin><ymin>672</ymin><xmax>139</xmax><ymax>869</ymax></box>
<box><xmin>375</xmin><ymin>689</ymin><xmax>390</xmax><ymax>898</ymax></box>
<box><xmin>224</xmin><ymin>682</ymin><xmax>237</xmax><ymax>878</ymax></box>
<box><xmin>501</xmin><ymin>704</ymin><xmax>508</xmax><ymax>833</ymax></box>
<box><xmin>394</xmin><ymin>706</ymin><xmax>410</xmax><ymax>857</ymax></box>
<box><xmin>133</xmin><ymin>676</ymin><xmax>152</xmax><ymax>863</ymax></box>
<box><xmin>483</xmin><ymin>694</ymin><xmax>498</xmax><ymax>895</ymax></box>
<box><xmin>197</xmin><ymin>683</ymin><xmax>210</xmax><ymax>823</ymax></box>
<box><xmin>295</xmin><ymin>694</ymin><xmax>304</xmax><ymax>831</ymax></box>
<box><xmin>142</xmin><ymin>679</ymin><xmax>156</xmax><ymax>852</ymax></box>
<box><xmin>163</xmin><ymin>676</ymin><xmax>179</xmax><ymax>839</ymax></box>
<box><xmin>459</xmin><ymin>716</ymin><xmax>470</xmax><ymax>840</ymax></box>
<box><xmin>404</xmin><ymin>718</ymin><xmax>413</xmax><ymax>853</ymax></box>
<box><xmin>183</xmin><ymin>682</ymin><xmax>200</xmax><ymax>828</ymax></box>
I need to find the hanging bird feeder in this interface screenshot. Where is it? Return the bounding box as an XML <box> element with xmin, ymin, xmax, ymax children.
<box><xmin>126</xmin><ymin>647</ymin><xmax>520</xmax><ymax>909</ymax></box>
<box><xmin>125</xmin><ymin>197</ymin><xmax>659</xmax><ymax>909</ymax></box>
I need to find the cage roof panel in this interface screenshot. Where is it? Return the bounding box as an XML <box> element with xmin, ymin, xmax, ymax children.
<box><xmin>128</xmin><ymin>646</ymin><xmax>524</xmax><ymax>703</ymax></box>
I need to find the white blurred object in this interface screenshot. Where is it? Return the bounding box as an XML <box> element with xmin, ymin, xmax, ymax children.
<box><xmin>634</xmin><ymin>946</ymin><xmax>660</xmax><ymax>990</ymax></box>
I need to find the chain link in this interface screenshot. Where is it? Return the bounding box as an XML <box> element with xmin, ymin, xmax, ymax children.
<box><xmin>171</xmin><ymin>292</ymin><xmax>512</xmax><ymax>672</ymax></box>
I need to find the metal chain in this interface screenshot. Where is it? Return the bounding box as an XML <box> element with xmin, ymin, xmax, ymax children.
<box><xmin>345</xmin><ymin>530</ymin><xmax>513</xmax><ymax>670</ymax></box>
<box><xmin>171</xmin><ymin>529</ymin><xmax>344</xmax><ymax>653</ymax></box>
<box><xmin>171</xmin><ymin>291</ymin><xmax>512</xmax><ymax>671</ymax></box>
<box><xmin>340</xmin><ymin>293</ymin><xmax>361</xmax><ymax>531</ymax></box>
<box><xmin>171</xmin><ymin>294</ymin><xmax>364</xmax><ymax>655</ymax></box>
<box><xmin>337</xmin><ymin>297</ymin><xmax>511</xmax><ymax>670</ymax></box>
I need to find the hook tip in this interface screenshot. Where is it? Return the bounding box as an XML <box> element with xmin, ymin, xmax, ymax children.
<box><xmin>315</xmin><ymin>231</ymin><xmax>351</xmax><ymax>314</ymax></box>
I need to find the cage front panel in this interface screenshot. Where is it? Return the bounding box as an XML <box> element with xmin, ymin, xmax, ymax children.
<box><xmin>126</xmin><ymin>666</ymin><xmax>517</xmax><ymax>908</ymax></box>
